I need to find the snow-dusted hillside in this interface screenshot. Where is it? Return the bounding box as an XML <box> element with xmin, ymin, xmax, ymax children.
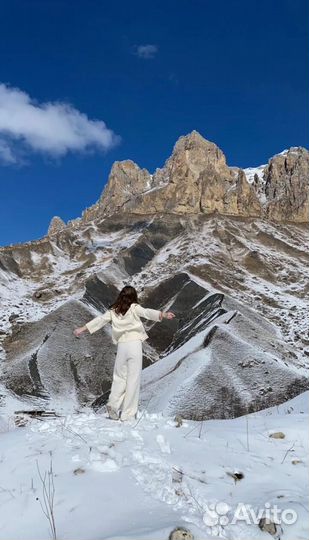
<box><xmin>0</xmin><ymin>214</ymin><xmax>308</xmax><ymax>416</ymax></box>
<box><xmin>1</xmin><ymin>215</ymin><xmax>308</xmax><ymax>353</ymax></box>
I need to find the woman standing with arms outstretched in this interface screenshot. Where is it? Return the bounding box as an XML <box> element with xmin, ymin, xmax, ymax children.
<box><xmin>74</xmin><ymin>285</ymin><xmax>175</xmax><ymax>422</ymax></box>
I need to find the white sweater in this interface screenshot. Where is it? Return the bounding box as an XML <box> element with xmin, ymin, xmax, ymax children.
<box><xmin>85</xmin><ymin>302</ymin><xmax>162</xmax><ymax>344</ymax></box>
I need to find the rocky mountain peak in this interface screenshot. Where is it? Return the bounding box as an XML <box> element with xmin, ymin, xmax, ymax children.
<box><xmin>47</xmin><ymin>216</ymin><xmax>66</xmax><ymax>236</ymax></box>
<box><xmin>47</xmin><ymin>133</ymin><xmax>309</xmax><ymax>235</ymax></box>
<box><xmin>106</xmin><ymin>159</ymin><xmax>150</xmax><ymax>183</ymax></box>
<box><xmin>264</xmin><ymin>146</ymin><xmax>309</xmax><ymax>222</ymax></box>
<box><xmin>93</xmin><ymin>131</ymin><xmax>262</xmax><ymax>218</ymax></box>
<box><xmin>172</xmin><ymin>130</ymin><xmax>227</xmax><ymax>169</ymax></box>
<box><xmin>98</xmin><ymin>159</ymin><xmax>152</xmax><ymax>212</ymax></box>
<box><xmin>154</xmin><ymin>131</ymin><xmax>231</xmax><ymax>189</ymax></box>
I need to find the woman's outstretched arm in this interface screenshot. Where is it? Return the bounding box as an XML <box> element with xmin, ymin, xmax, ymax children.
<box><xmin>73</xmin><ymin>310</ymin><xmax>112</xmax><ymax>337</ymax></box>
<box><xmin>133</xmin><ymin>304</ymin><xmax>175</xmax><ymax>322</ymax></box>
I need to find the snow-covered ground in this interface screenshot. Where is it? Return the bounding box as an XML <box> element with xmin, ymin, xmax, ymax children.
<box><xmin>0</xmin><ymin>392</ymin><xmax>308</xmax><ymax>540</ymax></box>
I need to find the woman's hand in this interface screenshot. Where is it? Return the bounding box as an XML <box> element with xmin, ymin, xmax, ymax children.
<box><xmin>162</xmin><ymin>311</ymin><xmax>175</xmax><ymax>320</ymax></box>
<box><xmin>73</xmin><ymin>326</ymin><xmax>87</xmax><ymax>338</ymax></box>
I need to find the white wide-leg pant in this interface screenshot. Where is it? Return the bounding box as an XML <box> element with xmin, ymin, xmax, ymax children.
<box><xmin>107</xmin><ymin>339</ymin><xmax>143</xmax><ymax>420</ymax></box>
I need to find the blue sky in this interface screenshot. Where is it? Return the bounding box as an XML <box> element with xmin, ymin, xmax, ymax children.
<box><xmin>0</xmin><ymin>0</ymin><xmax>308</xmax><ymax>246</ymax></box>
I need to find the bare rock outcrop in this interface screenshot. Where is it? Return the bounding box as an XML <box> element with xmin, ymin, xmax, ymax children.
<box><xmin>82</xmin><ymin>160</ymin><xmax>153</xmax><ymax>222</ymax></box>
<box><xmin>46</xmin><ymin>132</ymin><xmax>309</xmax><ymax>229</ymax></box>
<box><xmin>97</xmin><ymin>131</ymin><xmax>262</xmax><ymax>218</ymax></box>
<box><xmin>47</xmin><ymin>216</ymin><xmax>66</xmax><ymax>236</ymax></box>
<box><xmin>264</xmin><ymin>147</ymin><xmax>309</xmax><ymax>222</ymax></box>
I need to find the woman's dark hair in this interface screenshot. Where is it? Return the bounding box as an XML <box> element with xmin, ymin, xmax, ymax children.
<box><xmin>109</xmin><ymin>285</ymin><xmax>139</xmax><ymax>315</ymax></box>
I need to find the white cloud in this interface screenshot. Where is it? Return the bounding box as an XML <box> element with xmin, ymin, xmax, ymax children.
<box><xmin>135</xmin><ymin>44</ymin><xmax>158</xmax><ymax>59</ymax></box>
<box><xmin>0</xmin><ymin>83</ymin><xmax>120</xmax><ymax>164</ymax></box>
<box><xmin>0</xmin><ymin>138</ymin><xmax>17</xmax><ymax>164</ymax></box>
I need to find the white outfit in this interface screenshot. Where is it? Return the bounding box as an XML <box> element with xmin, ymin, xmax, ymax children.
<box><xmin>85</xmin><ymin>302</ymin><xmax>162</xmax><ymax>344</ymax></box>
<box><xmin>85</xmin><ymin>302</ymin><xmax>162</xmax><ymax>419</ymax></box>
<box><xmin>108</xmin><ymin>339</ymin><xmax>143</xmax><ymax>420</ymax></box>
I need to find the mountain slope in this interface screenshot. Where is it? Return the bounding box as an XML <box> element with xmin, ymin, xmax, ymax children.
<box><xmin>1</xmin><ymin>213</ymin><xmax>308</xmax><ymax>416</ymax></box>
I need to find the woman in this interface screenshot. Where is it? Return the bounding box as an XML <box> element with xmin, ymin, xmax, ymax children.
<box><xmin>74</xmin><ymin>285</ymin><xmax>175</xmax><ymax>422</ymax></box>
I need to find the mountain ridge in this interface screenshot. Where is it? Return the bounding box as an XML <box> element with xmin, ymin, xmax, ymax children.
<box><xmin>46</xmin><ymin>130</ymin><xmax>309</xmax><ymax>236</ymax></box>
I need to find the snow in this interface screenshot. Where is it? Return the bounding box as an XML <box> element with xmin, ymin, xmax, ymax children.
<box><xmin>275</xmin><ymin>148</ymin><xmax>302</xmax><ymax>157</ymax></box>
<box><xmin>0</xmin><ymin>392</ymin><xmax>308</xmax><ymax>539</ymax></box>
<box><xmin>243</xmin><ymin>164</ymin><xmax>267</xmax><ymax>205</ymax></box>
<box><xmin>243</xmin><ymin>165</ymin><xmax>266</xmax><ymax>184</ymax></box>
<box><xmin>243</xmin><ymin>147</ymin><xmax>301</xmax><ymax>190</ymax></box>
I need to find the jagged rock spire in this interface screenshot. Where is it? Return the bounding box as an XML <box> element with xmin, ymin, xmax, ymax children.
<box><xmin>47</xmin><ymin>216</ymin><xmax>66</xmax><ymax>236</ymax></box>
